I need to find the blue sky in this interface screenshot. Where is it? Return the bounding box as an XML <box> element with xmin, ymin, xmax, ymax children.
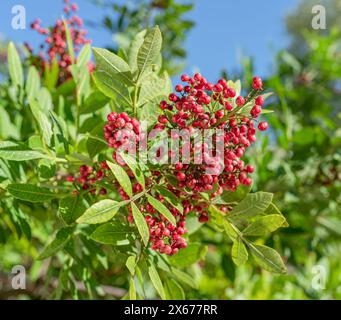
<box><xmin>0</xmin><ymin>0</ymin><xmax>299</xmax><ymax>80</ymax></box>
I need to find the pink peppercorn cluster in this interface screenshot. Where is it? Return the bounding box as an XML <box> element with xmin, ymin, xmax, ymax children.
<box><xmin>66</xmin><ymin>161</ymin><xmax>109</xmax><ymax>196</ymax></box>
<box><xmin>157</xmin><ymin>73</ymin><xmax>267</xmax><ymax>192</ymax></box>
<box><xmin>104</xmin><ymin>112</ymin><xmax>140</xmax><ymax>151</ymax></box>
<box><xmin>129</xmin><ymin>191</ymin><xmax>188</xmax><ymax>256</ymax></box>
<box><xmin>26</xmin><ymin>1</ymin><xmax>92</xmax><ymax>84</ymax></box>
<box><xmin>69</xmin><ymin>74</ymin><xmax>269</xmax><ymax>256</ymax></box>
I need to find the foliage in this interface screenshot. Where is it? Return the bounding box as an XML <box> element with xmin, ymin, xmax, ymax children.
<box><xmin>88</xmin><ymin>0</ymin><xmax>194</xmax><ymax>75</ymax></box>
<box><xmin>0</xmin><ymin>4</ymin><xmax>288</xmax><ymax>300</ymax></box>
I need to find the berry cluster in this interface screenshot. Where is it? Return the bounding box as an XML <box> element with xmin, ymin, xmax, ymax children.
<box><xmin>157</xmin><ymin>74</ymin><xmax>267</xmax><ymax>192</ymax></box>
<box><xmin>70</xmin><ymin>74</ymin><xmax>269</xmax><ymax>255</ymax></box>
<box><xmin>26</xmin><ymin>1</ymin><xmax>92</xmax><ymax>84</ymax></box>
<box><xmin>104</xmin><ymin>112</ymin><xmax>140</xmax><ymax>152</ymax></box>
<box><xmin>66</xmin><ymin>162</ymin><xmax>109</xmax><ymax>196</ymax></box>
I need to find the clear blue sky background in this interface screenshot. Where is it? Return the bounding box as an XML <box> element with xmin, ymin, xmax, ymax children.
<box><xmin>0</xmin><ymin>0</ymin><xmax>299</xmax><ymax>80</ymax></box>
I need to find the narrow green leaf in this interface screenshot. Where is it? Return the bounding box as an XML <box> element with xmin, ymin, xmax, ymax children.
<box><xmin>146</xmin><ymin>194</ymin><xmax>176</xmax><ymax>226</ymax></box>
<box><xmin>120</xmin><ymin>153</ymin><xmax>145</xmax><ymax>189</ymax></box>
<box><xmin>29</xmin><ymin>99</ymin><xmax>53</xmax><ymax>146</ymax></box>
<box><xmin>249</xmin><ymin>243</ymin><xmax>287</xmax><ymax>274</ymax></box>
<box><xmin>77</xmin><ymin>44</ymin><xmax>91</xmax><ymax>68</ymax></box>
<box><xmin>131</xmin><ymin>202</ymin><xmax>149</xmax><ymax>246</ymax></box>
<box><xmin>148</xmin><ymin>263</ymin><xmax>166</xmax><ymax>300</ymax></box>
<box><xmin>63</xmin><ymin>20</ymin><xmax>74</xmax><ymax>63</ymax></box>
<box><xmin>243</xmin><ymin>214</ymin><xmax>286</xmax><ymax>236</ymax></box>
<box><xmin>129</xmin><ymin>278</ymin><xmax>137</xmax><ymax>300</ymax></box>
<box><xmin>165</xmin><ymin>279</ymin><xmax>185</xmax><ymax>300</ymax></box>
<box><xmin>154</xmin><ymin>186</ymin><xmax>183</xmax><ymax>214</ymax></box>
<box><xmin>37</xmin><ymin>227</ymin><xmax>72</xmax><ymax>259</ymax></box>
<box><xmin>7</xmin><ymin>184</ymin><xmax>56</xmax><ymax>202</ymax></box>
<box><xmin>231</xmin><ymin>239</ymin><xmax>248</xmax><ymax>266</ymax></box>
<box><xmin>59</xmin><ymin>196</ymin><xmax>87</xmax><ymax>225</ymax></box>
<box><xmin>172</xmin><ymin>268</ymin><xmax>198</xmax><ymax>289</ymax></box>
<box><xmin>128</xmin><ymin>30</ymin><xmax>147</xmax><ymax>72</ymax></box>
<box><xmin>107</xmin><ymin>161</ymin><xmax>133</xmax><ymax>198</ymax></box>
<box><xmin>77</xmin><ymin>199</ymin><xmax>126</xmax><ymax>224</ymax></box>
<box><xmin>90</xmin><ymin>221</ymin><xmax>134</xmax><ymax>245</ymax></box>
<box><xmin>8</xmin><ymin>42</ymin><xmax>23</xmax><ymax>87</ymax></box>
<box><xmin>0</xmin><ymin>149</ymin><xmax>48</xmax><ymax>161</ymax></box>
<box><xmin>137</xmin><ymin>26</ymin><xmax>162</xmax><ymax>81</ymax></box>
<box><xmin>26</xmin><ymin>66</ymin><xmax>41</xmax><ymax>99</ymax></box>
<box><xmin>126</xmin><ymin>255</ymin><xmax>136</xmax><ymax>276</ymax></box>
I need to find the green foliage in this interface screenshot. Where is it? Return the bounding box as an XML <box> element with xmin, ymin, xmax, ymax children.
<box><xmin>2</xmin><ymin>0</ymin><xmax>340</xmax><ymax>300</ymax></box>
<box><xmin>91</xmin><ymin>0</ymin><xmax>194</xmax><ymax>75</ymax></box>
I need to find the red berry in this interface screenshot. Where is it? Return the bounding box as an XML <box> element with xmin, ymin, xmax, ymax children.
<box><xmin>258</xmin><ymin>121</ymin><xmax>268</xmax><ymax>131</ymax></box>
<box><xmin>175</xmin><ymin>84</ymin><xmax>183</xmax><ymax>92</ymax></box>
<box><xmin>255</xmin><ymin>96</ymin><xmax>264</xmax><ymax>106</ymax></box>
<box><xmin>252</xmin><ymin>76</ymin><xmax>263</xmax><ymax>90</ymax></box>
<box><xmin>236</xmin><ymin>96</ymin><xmax>245</xmax><ymax>107</ymax></box>
<box><xmin>176</xmin><ymin>172</ymin><xmax>186</xmax><ymax>181</ymax></box>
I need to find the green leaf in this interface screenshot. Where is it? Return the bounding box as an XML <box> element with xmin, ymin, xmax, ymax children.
<box><xmin>37</xmin><ymin>227</ymin><xmax>72</xmax><ymax>259</ymax></box>
<box><xmin>38</xmin><ymin>159</ymin><xmax>56</xmax><ymax>179</ymax></box>
<box><xmin>223</xmin><ymin>220</ymin><xmax>238</xmax><ymax>241</ymax></box>
<box><xmin>37</xmin><ymin>87</ymin><xmax>53</xmax><ymax>112</ymax></box>
<box><xmin>26</xmin><ymin>66</ymin><xmax>41</xmax><ymax>99</ymax></box>
<box><xmin>231</xmin><ymin>239</ymin><xmax>248</xmax><ymax>266</ymax></box>
<box><xmin>128</xmin><ymin>30</ymin><xmax>147</xmax><ymax>72</ymax></box>
<box><xmin>77</xmin><ymin>199</ymin><xmax>126</xmax><ymax>224</ymax></box>
<box><xmin>131</xmin><ymin>202</ymin><xmax>149</xmax><ymax>246</ymax></box>
<box><xmin>243</xmin><ymin>214</ymin><xmax>286</xmax><ymax>236</ymax></box>
<box><xmin>126</xmin><ymin>256</ymin><xmax>136</xmax><ymax>276</ymax></box>
<box><xmin>8</xmin><ymin>42</ymin><xmax>23</xmax><ymax>88</ymax></box>
<box><xmin>77</xmin><ymin>44</ymin><xmax>91</xmax><ymax>68</ymax></box>
<box><xmin>169</xmin><ymin>243</ymin><xmax>206</xmax><ymax>267</ymax></box>
<box><xmin>229</xmin><ymin>192</ymin><xmax>273</xmax><ymax>218</ymax></box>
<box><xmin>93</xmin><ymin>71</ymin><xmax>132</xmax><ymax>107</ymax></box>
<box><xmin>0</xmin><ymin>149</ymin><xmax>48</xmax><ymax>161</ymax></box>
<box><xmin>38</xmin><ymin>158</ymin><xmax>56</xmax><ymax>179</ymax></box>
<box><xmin>29</xmin><ymin>99</ymin><xmax>53</xmax><ymax>146</ymax></box>
<box><xmin>249</xmin><ymin>243</ymin><xmax>287</xmax><ymax>274</ymax></box>
<box><xmin>59</xmin><ymin>196</ymin><xmax>87</xmax><ymax>225</ymax></box>
<box><xmin>90</xmin><ymin>221</ymin><xmax>134</xmax><ymax>245</ymax></box>
<box><xmin>146</xmin><ymin>194</ymin><xmax>176</xmax><ymax>226</ymax></box>
<box><xmin>154</xmin><ymin>186</ymin><xmax>183</xmax><ymax>214</ymax></box>
<box><xmin>7</xmin><ymin>184</ymin><xmax>56</xmax><ymax>203</ymax></box>
<box><xmin>148</xmin><ymin>263</ymin><xmax>166</xmax><ymax>300</ymax></box>
<box><xmin>172</xmin><ymin>268</ymin><xmax>197</xmax><ymax>289</ymax></box>
<box><xmin>137</xmin><ymin>71</ymin><xmax>172</xmax><ymax>107</ymax></box>
<box><xmin>86</xmin><ymin>122</ymin><xmax>106</xmax><ymax>159</ymax></box>
<box><xmin>136</xmin><ymin>26</ymin><xmax>162</xmax><ymax>81</ymax></box>
<box><xmin>80</xmin><ymin>91</ymin><xmax>109</xmax><ymax>114</ymax></box>
<box><xmin>165</xmin><ymin>279</ymin><xmax>185</xmax><ymax>300</ymax></box>
<box><xmin>213</xmin><ymin>184</ymin><xmax>251</xmax><ymax>204</ymax></box>
<box><xmin>92</xmin><ymin>47</ymin><xmax>133</xmax><ymax>85</ymax></box>
<box><xmin>63</xmin><ymin>20</ymin><xmax>74</xmax><ymax>63</ymax></box>
<box><xmin>119</xmin><ymin>153</ymin><xmax>145</xmax><ymax>189</ymax></box>
<box><xmin>129</xmin><ymin>278</ymin><xmax>137</xmax><ymax>300</ymax></box>
<box><xmin>44</xmin><ymin>58</ymin><xmax>59</xmax><ymax>90</ymax></box>
<box><xmin>264</xmin><ymin>202</ymin><xmax>289</xmax><ymax>227</ymax></box>
<box><xmin>107</xmin><ymin>161</ymin><xmax>133</xmax><ymax>198</ymax></box>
